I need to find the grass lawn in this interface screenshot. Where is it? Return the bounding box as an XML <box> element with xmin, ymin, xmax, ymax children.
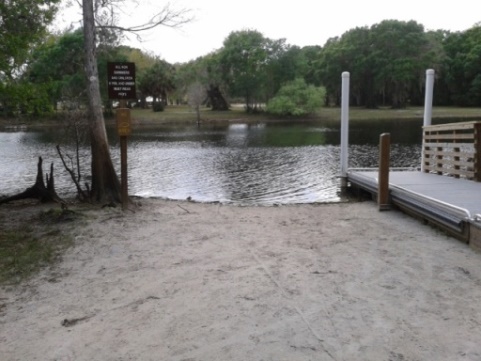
<box><xmin>128</xmin><ymin>105</ymin><xmax>481</xmax><ymax>125</ymax></box>
<box><xmin>0</xmin><ymin>105</ymin><xmax>480</xmax><ymax>127</ymax></box>
<box><xmin>0</xmin><ymin>207</ymin><xmax>75</xmax><ymax>285</ymax></box>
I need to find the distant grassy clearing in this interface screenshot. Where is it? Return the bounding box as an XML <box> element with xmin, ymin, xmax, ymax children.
<box><xmin>128</xmin><ymin>105</ymin><xmax>481</xmax><ymax>125</ymax></box>
<box><xmin>1</xmin><ymin>105</ymin><xmax>479</xmax><ymax>127</ymax></box>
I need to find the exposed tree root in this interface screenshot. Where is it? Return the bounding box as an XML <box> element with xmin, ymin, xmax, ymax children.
<box><xmin>0</xmin><ymin>157</ymin><xmax>65</xmax><ymax>206</ymax></box>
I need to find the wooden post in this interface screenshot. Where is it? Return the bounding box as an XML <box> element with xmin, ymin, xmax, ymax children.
<box><xmin>120</xmin><ymin>134</ymin><xmax>128</xmax><ymax>210</ymax></box>
<box><xmin>475</xmin><ymin>123</ymin><xmax>481</xmax><ymax>182</ymax></box>
<box><xmin>117</xmin><ymin>99</ymin><xmax>130</xmax><ymax>211</ymax></box>
<box><xmin>378</xmin><ymin>133</ymin><xmax>391</xmax><ymax>211</ymax></box>
<box><xmin>107</xmin><ymin>61</ymin><xmax>136</xmax><ymax>210</ymax></box>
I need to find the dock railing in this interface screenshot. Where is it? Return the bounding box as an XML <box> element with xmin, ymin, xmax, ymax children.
<box><xmin>423</xmin><ymin>121</ymin><xmax>481</xmax><ymax>181</ymax></box>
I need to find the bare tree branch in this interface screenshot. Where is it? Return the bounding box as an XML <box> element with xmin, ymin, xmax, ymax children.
<box><xmin>56</xmin><ymin>145</ymin><xmax>89</xmax><ymax>201</ymax></box>
<box><xmin>93</xmin><ymin>1</ymin><xmax>192</xmax><ymax>35</ymax></box>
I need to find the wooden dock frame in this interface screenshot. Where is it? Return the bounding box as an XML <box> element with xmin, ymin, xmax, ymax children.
<box><xmin>468</xmin><ymin>222</ymin><xmax>481</xmax><ymax>251</ymax></box>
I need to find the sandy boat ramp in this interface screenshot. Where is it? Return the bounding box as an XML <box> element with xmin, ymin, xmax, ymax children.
<box><xmin>1</xmin><ymin>199</ymin><xmax>481</xmax><ymax>360</ymax></box>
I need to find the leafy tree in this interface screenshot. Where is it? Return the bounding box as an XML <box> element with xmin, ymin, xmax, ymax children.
<box><xmin>117</xmin><ymin>46</ymin><xmax>157</xmax><ymax>107</ymax></box>
<box><xmin>119</xmin><ymin>47</ymin><xmax>157</xmax><ymax>71</ymax></box>
<box><xmin>219</xmin><ymin>30</ymin><xmax>278</xmax><ymax>111</ymax></box>
<box><xmin>173</xmin><ymin>60</ymin><xmax>200</xmax><ymax>105</ymax></box>
<box><xmin>266</xmin><ymin>78</ymin><xmax>325</xmax><ymax>116</ymax></box>
<box><xmin>27</xmin><ymin>30</ymin><xmax>86</xmax><ymax>109</ymax></box>
<box><xmin>175</xmin><ymin>53</ymin><xmax>229</xmax><ymax>110</ymax></box>
<box><xmin>0</xmin><ymin>82</ymin><xmax>53</xmax><ymax>116</ymax></box>
<box><xmin>176</xmin><ymin>37</ymin><xmax>315</xmax><ymax>112</ymax></box>
<box><xmin>316</xmin><ymin>20</ymin><xmax>433</xmax><ymax>109</ymax></box>
<box><xmin>416</xmin><ymin>30</ymin><xmax>448</xmax><ymax>105</ymax></box>
<box><xmin>263</xmin><ymin>43</ymin><xmax>308</xmax><ymax>101</ymax></box>
<box><xmin>137</xmin><ymin>59</ymin><xmax>176</xmax><ymax>107</ymax></box>
<box><xmin>173</xmin><ymin>58</ymin><xmax>208</xmax><ymax>105</ymax></box>
<box><xmin>370</xmin><ymin>20</ymin><xmax>430</xmax><ymax>108</ymax></box>
<box><xmin>202</xmin><ymin>53</ymin><xmax>230</xmax><ymax>110</ymax></box>
<box><xmin>27</xmin><ymin>29</ymin><xmax>128</xmax><ymax>112</ymax></box>
<box><xmin>316</xmin><ymin>35</ymin><xmax>351</xmax><ymax>106</ymax></box>
<box><xmin>318</xmin><ymin>26</ymin><xmax>376</xmax><ymax>107</ymax></box>
<box><xmin>0</xmin><ymin>0</ymin><xmax>60</xmax><ymax>80</ymax></box>
<box><xmin>299</xmin><ymin>46</ymin><xmax>322</xmax><ymax>86</ymax></box>
<box><xmin>0</xmin><ymin>0</ymin><xmax>60</xmax><ymax>117</ymax></box>
<box><xmin>443</xmin><ymin>25</ymin><xmax>481</xmax><ymax>106</ymax></box>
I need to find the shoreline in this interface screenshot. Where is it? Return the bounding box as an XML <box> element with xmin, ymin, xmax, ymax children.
<box><xmin>1</xmin><ymin>198</ymin><xmax>481</xmax><ymax>360</ymax></box>
<box><xmin>1</xmin><ymin>105</ymin><xmax>481</xmax><ymax>129</ymax></box>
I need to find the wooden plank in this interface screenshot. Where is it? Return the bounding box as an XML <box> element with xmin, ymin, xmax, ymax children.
<box><xmin>423</xmin><ymin>121</ymin><xmax>481</xmax><ymax>131</ymax></box>
<box><xmin>423</xmin><ymin>167</ymin><xmax>475</xmax><ymax>177</ymax></box>
<box><xmin>424</xmin><ymin>133</ymin><xmax>474</xmax><ymax>140</ymax></box>
<box><xmin>475</xmin><ymin>123</ymin><xmax>481</xmax><ymax>181</ymax></box>
<box><xmin>423</xmin><ymin>159</ymin><xmax>475</xmax><ymax>168</ymax></box>
<box><xmin>424</xmin><ymin>150</ymin><xmax>475</xmax><ymax>158</ymax></box>
<box><xmin>423</xmin><ymin>142</ymin><xmax>473</xmax><ymax>148</ymax></box>
<box><xmin>423</xmin><ymin>156</ymin><xmax>474</xmax><ymax>164</ymax></box>
<box><xmin>423</xmin><ymin>162</ymin><xmax>474</xmax><ymax>170</ymax></box>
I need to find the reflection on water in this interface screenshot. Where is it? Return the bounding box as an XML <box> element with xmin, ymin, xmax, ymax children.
<box><xmin>0</xmin><ymin>122</ymin><xmax>422</xmax><ymax>205</ymax></box>
<box><xmin>130</xmin><ymin>144</ymin><xmax>341</xmax><ymax>205</ymax></box>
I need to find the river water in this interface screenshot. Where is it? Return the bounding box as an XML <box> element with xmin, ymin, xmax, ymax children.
<box><xmin>0</xmin><ymin>120</ymin><xmax>423</xmax><ymax>205</ymax></box>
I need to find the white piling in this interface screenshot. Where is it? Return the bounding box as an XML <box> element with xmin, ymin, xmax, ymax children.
<box><xmin>340</xmin><ymin>71</ymin><xmax>350</xmax><ymax>187</ymax></box>
<box><xmin>423</xmin><ymin>69</ymin><xmax>435</xmax><ymax>127</ymax></box>
<box><xmin>422</xmin><ymin>69</ymin><xmax>435</xmax><ymax>172</ymax></box>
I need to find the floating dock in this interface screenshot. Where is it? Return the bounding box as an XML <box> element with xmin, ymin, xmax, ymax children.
<box><xmin>347</xmin><ymin>169</ymin><xmax>481</xmax><ymax>250</ymax></box>
<box><xmin>339</xmin><ymin>70</ymin><xmax>481</xmax><ymax>250</ymax></box>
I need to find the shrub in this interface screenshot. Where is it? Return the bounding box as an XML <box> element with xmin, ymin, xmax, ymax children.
<box><xmin>267</xmin><ymin>78</ymin><xmax>326</xmax><ymax>117</ymax></box>
<box><xmin>152</xmin><ymin>101</ymin><xmax>164</xmax><ymax>112</ymax></box>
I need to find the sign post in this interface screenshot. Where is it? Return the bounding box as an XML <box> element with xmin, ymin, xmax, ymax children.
<box><xmin>108</xmin><ymin>62</ymin><xmax>136</xmax><ymax>210</ymax></box>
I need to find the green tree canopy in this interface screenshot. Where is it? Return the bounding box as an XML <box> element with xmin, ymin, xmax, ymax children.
<box><xmin>370</xmin><ymin>20</ymin><xmax>430</xmax><ymax>108</ymax></box>
<box><xmin>219</xmin><ymin>30</ymin><xmax>280</xmax><ymax>110</ymax></box>
<box><xmin>137</xmin><ymin>59</ymin><xmax>176</xmax><ymax>106</ymax></box>
<box><xmin>0</xmin><ymin>0</ymin><xmax>60</xmax><ymax>80</ymax></box>
<box><xmin>27</xmin><ymin>30</ymin><xmax>86</xmax><ymax>107</ymax></box>
<box><xmin>443</xmin><ymin>25</ymin><xmax>481</xmax><ymax>106</ymax></box>
<box><xmin>266</xmin><ymin>78</ymin><xmax>325</xmax><ymax>116</ymax></box>
<box><xmin>317</xmin><ymin>20</ymin><xmax>433</xmax><ymax>108</ymax></box>
<box><xmin>26</xmin><ymin>29</ymin><xmax>128</xmax><ymax>110</ymax></box>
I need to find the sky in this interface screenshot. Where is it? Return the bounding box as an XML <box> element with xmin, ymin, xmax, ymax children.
<box><xmin>55</xmin><ymin>0</ymin><xmax>480</xmax><ymax>64</ymax></box>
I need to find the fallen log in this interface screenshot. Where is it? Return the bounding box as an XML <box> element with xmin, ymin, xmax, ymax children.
<box><xmin>0</xmin><ymin>157</ymin><xmax>64</xmax><ymax>205</ymax></box>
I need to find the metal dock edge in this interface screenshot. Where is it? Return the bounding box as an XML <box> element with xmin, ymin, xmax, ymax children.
<box><xmin>347</xmin><ymin>170</ymin><xmax>472</xmax><ymax>242</ymax></box>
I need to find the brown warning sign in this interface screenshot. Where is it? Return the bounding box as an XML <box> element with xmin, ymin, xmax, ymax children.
<box><xmin>108</xmin><ymin>62</ymin><xmax>136</xmax><ymax>100</ymax></box>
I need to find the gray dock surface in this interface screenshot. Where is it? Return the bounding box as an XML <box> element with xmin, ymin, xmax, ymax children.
<box><xmin>347</xmin><ymin>170</ymin><xmax>481</xmax><ymax>241</ymax></box>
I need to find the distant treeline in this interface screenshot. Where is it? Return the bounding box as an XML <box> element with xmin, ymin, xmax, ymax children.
<box><xmin>313</xmin><ymin>20</ymin><xmax>481</xmax><ymax>108</ymax></box>
<box><xmin>2</xmin><ymin>19</ymin><xmax>481</xmax><ymax>117</ymax></box>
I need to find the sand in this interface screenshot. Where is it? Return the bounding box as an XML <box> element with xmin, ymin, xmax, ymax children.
<box><xmin>1</xmin><ymin>198</ymin><xmax>481</xmax><ymax>361</ymax></box>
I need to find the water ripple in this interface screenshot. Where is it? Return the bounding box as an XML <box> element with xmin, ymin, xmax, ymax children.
<box><xmin>0</xmin><ymin>125</ymin><xmax>421</xmax><ymax>205</ymax></box>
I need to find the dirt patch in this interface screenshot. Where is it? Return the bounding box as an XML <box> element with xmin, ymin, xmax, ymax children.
<box><xmin>0</xmin><ymin>201</ymin><xmax>80</xmax><ymax>284</ymax></box>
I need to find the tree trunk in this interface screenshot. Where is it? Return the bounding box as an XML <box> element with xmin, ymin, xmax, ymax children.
<box><xmin>0</xmin><ymin>157</ymin><xmax>63</xmax><ymax>205</ymax></box>
<box><xmin>207</xmin><ymin>85</ymin><xmax>229</xmax><ymax>111</ymax></box>
<box><xmin>82</xmin><ymin>0</ymin><xmax>121</xmax><ymax>203</ymax></box>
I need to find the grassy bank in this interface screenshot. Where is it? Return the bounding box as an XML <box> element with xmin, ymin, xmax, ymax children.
<box><xmin>1</xmin><ymin>105</ymin><xmax>480</xmax><ymax>127</ymax></box>
<box><xmin>0</xmin><ymin>205</ymin><xmax>77</xmax><ymax>285</ymax></box>
<box><xmin>130</xmin><ymin>105</ymin><xmax>481</xmax><ymax>125</ymax></box>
